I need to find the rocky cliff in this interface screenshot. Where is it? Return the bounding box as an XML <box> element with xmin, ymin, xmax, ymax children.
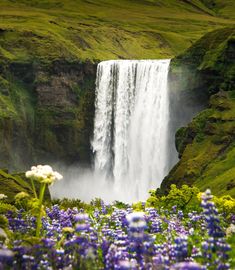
<box><xmin>0</xmin><ymin>60</ymin><xmax>96</xmax><ymax>169</ymax></box>
<box><xmin>161</xmin><ymin>27</ymin><xmax>235</xmax><ymax>197</ymax></box>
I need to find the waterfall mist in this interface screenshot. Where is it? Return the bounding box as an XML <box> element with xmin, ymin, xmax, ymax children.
<box><xmin>51</xmin><ymin>59</ymin><xmax>180</xmax><ymax>203</ymax></box>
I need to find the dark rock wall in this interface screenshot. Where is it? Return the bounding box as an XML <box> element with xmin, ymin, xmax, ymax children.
<box><xmin>0</xmin><ymin>61</ymin><xmax>97</xmax><ymax>170</ymax></box>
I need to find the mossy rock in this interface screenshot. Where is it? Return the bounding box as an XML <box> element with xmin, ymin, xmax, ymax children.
<box><xmin>161</xmin><ymin>92</ymin><xmax>235</xmax><ymax>197</ymax></box>
<box><xmin>0</xmin><ymin>59</ymin><xmax>96</xmax><ymax>169</ymax></box>
<box><xmin>170</xmin><ymin>27</ymin><xmax>235</xmax><ymax>99</ymax></box>
<box><xmin>162</xmin><ymin>26</ymin><xmax>235</xmax><ymax>197</ymax></box>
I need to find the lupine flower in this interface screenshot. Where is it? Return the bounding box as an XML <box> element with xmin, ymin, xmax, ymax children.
<box><xmin>0</xmin><ymin>248</ymin><xmax>14</xmax><ymax>262</ymax></box>
<box><xmin>201</xmin><ymin>189</ymin><xmax>231</xmax><ymax>270</ymax></box>
<box><xmin>201</xmin><ymin>189</ymin><xmax>225</xmax><ymax>239</ymax></box>
<box><xmin>1</xmin><ymin>188</ymin><xmax>233</xmax><ymax>269</ymax></box>
<box><xmin>126</xmin><ymin>212</ymin><xmax>147</xmax><ymax>230</ymax></box>
<box><xmin>174</xmin><ymin>236</ymin><xmax>189</xmax><ymax>262</ymax></box>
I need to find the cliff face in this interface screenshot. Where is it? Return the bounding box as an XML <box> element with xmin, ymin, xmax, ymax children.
<box><xmin>0</xmin><ymin>61</ymin><xmax>96</xmax><ymax>169</ymax></box>
<box><xmin>161</xmin><ymin>27</ymin><xmax>235</xmax><ymax>197</ymax></box>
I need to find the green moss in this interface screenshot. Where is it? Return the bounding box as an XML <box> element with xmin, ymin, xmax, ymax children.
<box><xmin>170</xmin><ymin>27</ymin><xmax>235</xmax><ymax>99</ymax></box>
<box><xmin>34</xmin><ymin>79</ymin><xmax>95</xmax><ymax>163</ymax></box>
<box><xmin>162</xmin><ymin>93</ymin><xmax>235</xmax><ymax>197</ymax></box>
<box><xmin>196</xmin><ymin>143</ymin><xmax>235</xmax><ymax>197</ymax></box>
<box><xmin>0</xmin><ymin>69</ymin><xmax>37</xmax><ymax>169</ymax></box>
<box><xmin>162</xmin><ymin>26</ymin><xmax>235</xmax><ymax>197</ymax></box>
<box><xmin>0</xmin><ymin>95</ymin><xmax>17</xmax><ymax>118</ymax></box>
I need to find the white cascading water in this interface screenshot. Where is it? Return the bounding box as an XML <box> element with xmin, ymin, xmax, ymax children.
<box><xmin>92</xmin><ymin>59</ymin><xmax>171</xmax><ymax>202</ymax></box>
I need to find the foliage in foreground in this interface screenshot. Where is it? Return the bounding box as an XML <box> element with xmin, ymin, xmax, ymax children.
<box><xmin>0</xmin><ymin>182</ymin><xmax>234</xmax><ymax>269</ymax></box>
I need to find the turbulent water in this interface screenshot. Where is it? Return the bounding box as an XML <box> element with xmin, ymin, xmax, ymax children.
<box><xmin>92</xmin><ymin>60</ymin><xmax>171</xmax><ymax>201</ymax></box>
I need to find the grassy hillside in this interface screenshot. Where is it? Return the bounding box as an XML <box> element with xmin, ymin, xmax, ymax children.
<box><xmin>0</xmin><ymin>0</ymin><xmax>234</xmax><ymax>62</ymax></box>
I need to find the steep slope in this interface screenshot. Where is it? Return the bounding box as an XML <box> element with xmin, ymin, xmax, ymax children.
<box><xmin>161</xmin><ymin>27</ymin><xmax>235</xmax><ymax>197</ymax></box>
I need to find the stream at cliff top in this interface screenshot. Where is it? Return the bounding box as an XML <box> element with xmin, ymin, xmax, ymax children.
<box><xmin>51</xmin><ymin>59</ymin><xmax>174</xmax><ymax>202</ymax></box>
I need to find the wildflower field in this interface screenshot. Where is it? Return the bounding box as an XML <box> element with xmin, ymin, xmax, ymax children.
<box><xmin>0</xmin><ymin>166</ymin><xmax>235</xmax><ymax>269</ymax></box>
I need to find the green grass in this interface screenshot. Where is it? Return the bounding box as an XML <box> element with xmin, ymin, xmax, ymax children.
<box><xmin>0</xmin><ymin>0</ymin><xmax>234</xmax><ymax>62</ymax></box>
<box><xmin>0</xmin><ymin>76</ymin><xmax>35</xmax><ymax>121</ymax></box>
<box><xmin>196</xmin><ymin>144</ymin><xmax>235</xmax><ymax>197</ymax></box>
<box><xmin>172</xmin><ymin>26</ymin><xmax>235</xmax><ymax>71</ymax></box>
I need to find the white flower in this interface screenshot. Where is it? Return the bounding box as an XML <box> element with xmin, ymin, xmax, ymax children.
<box><xmin>226</xmin><ymin>224</ymin><xmax>235</xmax><ymax>238</ymax></box>
<box><xmin>25</xmin><ymin>165</ymin><xmax>63</xmax><ymax>185</ymax></box>
<box><xmin>54</xmin><ymin>171</ymin><xmax>63</xmax><ymax>180</ymax></box>
<box><xmin>42</xmin><ymin>165</ymin><xmax>53</xmax><ymax>174</ymax></box>
<box><xmin>0</xmin><ymin>194</ymin><xmax>7</xmax><ymax>200</ymax></box>
<box><xmin>189</xmin><ymin>228</ymin><xmax>194</xmax><ymax>235</ymax></box>
<box><xmin>25</xmin><ymin>171</ymin><xmax>33</xmax><ymax>178</ymax></box>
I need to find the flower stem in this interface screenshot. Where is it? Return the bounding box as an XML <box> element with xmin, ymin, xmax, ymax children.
<box><xmin>30</xmin><ymin>178</ymin><xmax>38</xmax><ymax>199</ymax></box>
<box><xmin>36</xmin><ymin>183</ymin><xmax>46</xmax><ymax>237</ymax></box>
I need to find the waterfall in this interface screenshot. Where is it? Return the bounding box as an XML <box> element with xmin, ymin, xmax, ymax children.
<box><xmin>92</xmin><ymin>59</ymin><xmax>171</xmax><ymax>201</ymax></box>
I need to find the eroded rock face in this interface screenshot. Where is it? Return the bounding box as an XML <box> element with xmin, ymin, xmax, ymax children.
<box><xmin>36</xmin><ymin>62</ymin><xmax>95</xmax><ymax>106</ymax></box>
<box><xmin>0</xmin><ymin>60</ymin><xmax>97</xmax><ymax>170</ymax></box>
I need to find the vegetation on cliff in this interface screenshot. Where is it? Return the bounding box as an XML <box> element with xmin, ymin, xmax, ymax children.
<box><xmin>161</xmin><ymin>27</ymin><xmax>235</xmax><ymax>197</ymax></box>
<box><xmin>162</xmin><ymin>92</ymin><xmax>235</xmax><ymax>197</ymax></box>
<box><xmin>0</xmin><ymin>3</ymin><xmax>234</xmax><ymax>268</ymax></box>
<box><xmin>0</xmin><ymin>60</ymin><xmax>96</xmax><ymax>169</ymax></box>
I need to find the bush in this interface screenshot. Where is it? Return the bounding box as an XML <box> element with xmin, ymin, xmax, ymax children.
<box><xmin>158</xmin><ymin>184</ymin><xmax>201</xmax><ymax>212</ymax></box>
